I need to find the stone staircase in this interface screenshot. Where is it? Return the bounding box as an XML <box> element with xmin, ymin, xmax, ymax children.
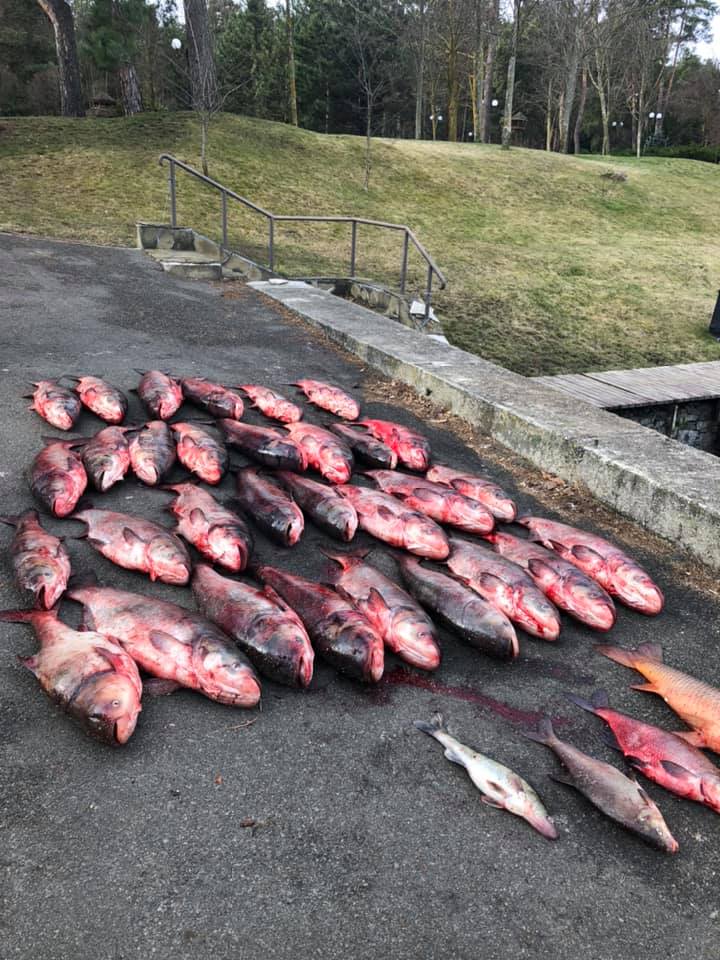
<box><xmin>136</xmin><ymin>223</ymin><xmax>273</xmax><ymax>282</ymax></box>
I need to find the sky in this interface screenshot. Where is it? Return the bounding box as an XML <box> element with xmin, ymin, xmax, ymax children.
<box><xmin>694</xmin><ymin>11</ymin><xmax>720</xmax><ymax>61</ymax></box>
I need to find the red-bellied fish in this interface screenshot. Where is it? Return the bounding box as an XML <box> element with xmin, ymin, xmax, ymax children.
<box><xmin>72</xmin><ymin>376</ymin><xmax>128</xmax><ymax>424</ymax></box>
<box><xmin>78</xmin><ymin>426</ymin><xmax>132</xmax><ymax>492</ymax></box>
<box><xmin>72</xmin><ymin>507</ymin><xmax>192</xmax><ymax>584</ymax></box>
<box><xmin>335</xmin><ymin>485</ymin><xmax>449</xmax><ymax>560</ymax></box>
<box><xmin>416</xmin><ymin>713</ymin><xmax>557</xmax><ymax>839</ymax></box>
<box><xmin>163</xmin><ymin>482</ymin><xmax>252</xmax><ymax>572</ymax></box>
<box><xmin>365</xmin><ymin>470</ymin><xmax>495</xmax><ymax>535</ymax></box>
<box><xmin>67</xmin><ymin>584</ymin><xmax>260</xmax><ymax>707</ymax></box>
<box><xmin>292</xmin><ymin>379</ymin><xmax>360</xmax><ymax>419</ymax></box>
<box><xmin>284</xmin><ymin>422</ymin><xmax>354</xmax><ymax>484</ymax></box>
<box><xmin>329</xmin><ymin>422</ymin><xmax>398</xmax><ymax>468</ymax></box>
<box><xmin>0</xmin><ymin>510</ymin><xmax>71</xmax><ymax>609</ymax></box>
<box><xmin>517</xmin><ymin>516</ymin><xmax>664</xmax><ymax>615</ymax></box>
<box><xmin>525</xmin><ymin>717</ymin><xmax>678</xmax><ymax>852</ymax></box>
<box><xmin>234</xmin><ymin>467</ymin><xmax>304</xmax><ymax>546</ymax></box>
<box><xmin>274</xmin><ymin>471</ymin><xmax>357</xmax><ymax>541</ymax></box>
<box><xmin>357</xmin><ymin>418</ymin><xmax>431</xmax><ymax>471</ymax></box>
<box><xmin>219</xmin><ymin>419</ymin><xmax>307</xmax><ymax>472</ymax></box>
<box><xmin>128</xmin><ymin>420</ymin><xmax>176</xmax><ymax>486</ymax></box>
<box><xmin>398</xmin><ymin>556</ymin><xmax>518</xmax><ymax>660</ymax></box>
<box><xmin>445</xmin><ymin>537</ymin><xmax>560</xmax><ymax>641</ymax></box>
<box><xmin>136</xmin><ymin>370</ymin><xmax>183</xmax><ymax>420</ymax></box>
<box><xmin>27</xmin><ymin>379</ymin><xmax>81</xmax><ymax>431</ymax></box>
<box><xmin>256</xmin><ymin>564</ymin><xmax>384</xmax><ymax>682</ymax></box>
<box><xmin>170</xmin><ymin>422</ymin><xmax>228</xmax><ymax>485</ymax></box>
<box><xmin>325</xmin><ymin>549</ymin><xmax>440</xmax><ymax>670</ymax></box>
<box><xmin>486</xmin><ymin>531</ymin><xmax>616</xmax><ymax>632</ymax></box>
<box><xmin>426</xmin><ymin>464</ymin><xmax>517</xmax><ymax>522</ymax></box>
<box><xmin>0</xmin><ymin>607</ymin><xmax>142</xmax><ymax>744</ymax></box>
<box><xmin>192</xmin><ymin>564</ymin><xmax>313</xmax><ymax>688</ymax></box>
<box><xmin>181</xmin><ymin>377</ymin><xmax>244</xmax><ymax>420</ymax></box>
<box><xmin>238</xmin><ymin>384</ymin><xmax>302</xmax><ymax>423</ymax></box>
<box><xmin>30</xmin><ymin>439</ymin><xmax>87</xmax><ymax>518</ymax></box>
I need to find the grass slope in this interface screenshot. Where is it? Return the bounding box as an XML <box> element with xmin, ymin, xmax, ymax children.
<box><xmin>1</xmin><ymin>112</ymin><xmax>718</xmax><ymax>376</ymax></box>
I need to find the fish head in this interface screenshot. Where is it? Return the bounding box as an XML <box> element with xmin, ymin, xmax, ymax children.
<box><xmin>208</xmin><ymin>525</ymin><xmax>251</xmax><ymax>572</ymax></box>
<box><xmin>505</xmin><ymin>791</ymin><xmax>558</xmax><ymax>840</ymax></box>
<box><xmin>564</xmin><ymin>575</ymin><xmax>616</xmax><ymax>631</ymax></box>
<box><xmin>610</xmin><ymin>558</ymin><xmax>664</xmax><ymax>615</ymax></box>
<box><xmin>393</xmin><ymin>607</ymin><xmax>440</xmax><ymax>670</ymax></box>
<box><xmin>398</xmin><ymin>442</ymin><xmax>429</xmax><ymax>472</ymax></box>
<box><xmin>636</xmin><ymin>805</ymin><xmax>679</xmax><ymax>853</ymax></box>
<box><xmin>73</xmin><ymin>673</ymin><xmax>142</xmax><ymax>745</ymax></box>
<box><xmin>192</xmin><ymin>632</ymin><xmax>261</xmax><ymax>705</ymax></box>
<box><xmin>30</xmin><ymin>564</ymin><xmax>67</xmax><ymax>610</ymax></box>
<box><xmin>515</xmin><ymin>586</ymin><xmax>561</xmax><ymax>640</ymax></box>
<box><xmin>700</xmin><ymin>775</ymin><xmax>720</xmax><ymax>815</ymax></box>
<box><xmin>403</xmin><ymin>515</ymin><xmax>449</xmax><ymax>560</ymax></box>
<box><xmin>147</xmin><ymin>536</ymin><xmax>191</xmax><ymax>585</ymax></box>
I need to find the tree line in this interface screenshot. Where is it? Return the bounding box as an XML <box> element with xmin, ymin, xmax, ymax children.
<box><xmin>3</xmin><ymin>0</ymin><xmax>719</xmax><ymax>160</ymax></box>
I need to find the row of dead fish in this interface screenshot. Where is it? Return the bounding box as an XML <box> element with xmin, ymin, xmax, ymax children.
<box><xmin>417</xmin><ymin>638</ymin><xmax>720</xmax><ymax>853</ymax></box>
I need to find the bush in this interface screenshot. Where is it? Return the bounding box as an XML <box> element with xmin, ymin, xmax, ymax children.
<box><xmin>644</xmin><ymin>144</ymin><xmax>720</xmax><ymax>164</ymax></box>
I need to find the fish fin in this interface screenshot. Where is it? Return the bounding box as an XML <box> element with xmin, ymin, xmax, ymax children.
<box><xmin>630</xmin><ymin>682</ymin><xmax>657</xmax><ymax>693</ymax></box>
<box><xmin>480</xmin><ymin>795</ymin><xmax>504</xmax><ymax>809</ymax></box>
<box><xmin>149</xmin><ymin>630</ymin><xmax>177</xmax><ymax>653</ymax></box>
<box><xmin>442</xmin><ymin>745</ymin><xmax>466</xmax><ymax>766</ymax></box>
<box><xmin>319</xmin><ymin>546</ymin><xmax>369</xmax><ymax>568</ymax></box>
<box><xmin>0</xmin><ymin>514</ymin><xmax>21</xmax><ymax>527</ymax></box>
<box><xmin>18</xmin><ymin>654</ymin><xmax>40</xmax><ymax>675</ymax></box>
<box><xmin>565</xmin><ymin>692</ymin><xmax>597</xmax><ymax>714</ymax></box>
<box><xmin>570</xmin><ymin>544</ymin><xmax>604</xmax><ymax>566</ymax></box>
<box><xmin>365</xmin><ymin>587</ymin><xmax>389</xmax><ymax>619</ymax></box>
<box><xmin>522</xmin><ymin>716</ymin><xmax>557</xmax><ymax>747</ymax></box>
<box><xmin>672</xmin><ymin>730</ymin><xmax>705</xmax><ymax>747</ymax></box>
<box><xmin>635</xmin><ymin>783</ymin><xmax>655</xmax><ymax>807</ymax></box>
<box><xmin>0</xmin><ymin>609</ymin><xmax>47</xmax><ymax>624</ymax></box>
<box><xmin>565</xmin><ymin>689</ymin><xmax>610</xmax><ymax>714</ymax></box>
<box><xmin>477</xmin><ymin>572</ymin><xmax>507</xmax><ymax>593</ymax></box>
<box><xmin>660</xmin><ymin>759</ymin><xmax>694</xmax><ymax>780</ymax></box>
<box><xmin>86</xmin><ymin>536</ymin><xmax>106</xmax><ymax>550</ymax></box>
<box><xmin>527</xmin><ymin>558</ymin><xmax>556</xmax><ymax>582</ymax></box>
<box><xmin>376</xmin><ymin>505</ymin><xmax>397</xmax><ymax>521</ymax></box>
<box><xmin>594</xmin><ymin>643</ymin><xmax>642</xmax><ymax>669</ymax></box>
<box><xmin>143</xmin><ymin>678</ymin><xmax>182</xmax><ymax>697</ymax></box>
<box><xmin>636</xmin><ymin>642</ymin><xmax>663</xmax><ymax>662</ymax></box>
<box><xmin>189</xmin><ymin>508</ymin><xmax>207</xmax><ymax>526</ymax></box>
<box><xmin>602</xmin><ymin>729</ymin><xmax>622</xmax><ymax>752</ymax></box>
<box><xmin>549</xmin><ymin>772</ymin><xmax>576</xmax><ymax>788</ymax></box>
<box><xmin>93</xmin><ymin>645</ymin><xmax>129</xmax><ymax>673</ymax></box>
<box><xmin>122</xmin><ymin>527</ymin><xmax>145</xmax><ymax>546</ymax></box>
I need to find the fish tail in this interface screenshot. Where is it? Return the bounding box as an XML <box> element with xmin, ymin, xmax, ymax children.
<box><xmin>514</xmin><ymin>515</ymin><xmax>531</xmax><ymax>526</ymax></box>
<box><xmin>565</xmin><ymin>688</ymin><xmax>610</xmax><ymax>714</ymax></box>
<box><xmin>319</xmin><ymin>546</ymin><xmax>369</xmax><ymax>569</ymax></box>
<box><xmin>594</xmin><ymin>643</ymin><xmax>662</xmax><ymax>669</ymax></box>
<box><xmin>0</xmin><ymin>514</ymin><xmax>21</xmax><ymax>527</ymax></box>
<box><xmin>414</xmin><ymin>712</ymin><xmax>448</xmax><ymax>737</ymax></box>
<box><xmin>523</xmin><ymin>715</ymin><xmax>558</xmax><ymax>747</ymax></box>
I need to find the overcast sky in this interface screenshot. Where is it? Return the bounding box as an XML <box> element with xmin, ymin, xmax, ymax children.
<box><xmin>694</xmin><ymin>11</ymin><xmax>720</xmax><ymax>60</ymax></box>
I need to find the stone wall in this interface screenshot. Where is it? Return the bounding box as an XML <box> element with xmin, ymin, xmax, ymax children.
<box><xmin>616</xmin><ymin>399</ymin><xmax>720</xmax><ymax>452</ymax></box>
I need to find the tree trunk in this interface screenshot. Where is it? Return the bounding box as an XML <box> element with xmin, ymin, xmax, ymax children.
<box><xmin>183</xmin><ymin>0</ymin><xmax>218</xmax><ymax>113</ymax></box>
<box><xmin>501</xmin><ymin>0</ymin><xmax>519</xmax><ymax>150</ymax></box>
<box><xmin>545</xmin><ymin>79</ymin><xmax>553</xmax><ymax>151</ymax></box>
<box><xmin>364</xmin><ymin>94</ymin><xmax>372</xmax><ymax>191</ymax></box>
<box><xmin>636</xmin><ymin>90</ymin><xmax>644</xmax><ymax>159</ymax></box>
<box><xmin>285</xmin><ymin>0</ymin><xmax>298</xmax><ymax>126</ymax></box>
<box><xmin>118</xmin><ymin>63</ymin><xmax>143</xmax><ymax>115</ymax></box>
<box><xmin>200</xmin><ymin>111</ymin><xmax>209</xmax><ymax>175</ymax></box>
<box><xmin>558</xmin><ymin>50</ymin><xmax>580</xmax><ymax>153</ymax></box>
<box><xmin>414</xmin><ymin>0</ymin><xmax>426</xmax><ymax>139</ymax></box>
<box><xmin>36</xmin><ymin>0</ymin><xmax>84</xmax><ymax>117</ymax></box>
<box><xmin>480</xmin><ymin>2</ymin><xmax>498</xmax><ymax>144</ymax></box>
<box><xmin>447</xmin><ymin>34</ymin><xmax>459</xmax><ymax>142</ymax></box>
<box><xmin>573</xmin><ymin>64</ymin><xmax>587</xmax><ymax>155</ymax></box>
<box><xmin>597</xmin><ymin>81</ymin><xmax>609</xmax><ymax>156</ymax></box>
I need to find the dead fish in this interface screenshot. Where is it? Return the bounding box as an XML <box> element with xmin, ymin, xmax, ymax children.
<box><xmin>163</xmin><ymin>482</ymin><xmax>253</xmax><ymax>572</ymax></box>
<box><xmin>567</xmin><ymin>689</ymin><xmax>720</xmax><ymax>815</ymax></box>
<box><xmin>517</xmin><ymin>516</ymin><xmax>664</xmax><ymax>615</ymax></box>
<box><xmin>335</xmin><ymin>485</ymin><xmax>449</xmax><ymax>560</ymax></box>
<box><xmin>0</xmin><ymin>607</ymin><xmax>142</xmax><ymax>744</ymax></box>
<box><xmin>234</xmin><ymin>467</ymin><xmax>304</xmax><ymax>546</ymax></box>
<box><xmin>72</xmin><ymin>507</ymin><xmax>191</xmax><ymax>585</ymax></box>
<box><xmin>398</xmin><ymin>556</ymin><xmax>518</xmax><ymax>660</ymax></box>
<box><xmin>595</xmin><ymin>642</ymin><xmax>720</xmax><ymax>754</ymax></box>
<box><xmin>26</xmin><ymin>379</ymin><xmax>81</xmax><ymax>431</ymax></box>
<box><xmin>426</xmin><ymin>464</ymin><xmax>517</xmax><ymax>522</ymax></box>
<box><xmin>416</xmin><ymin>713</ymin><xmax>557</xmax><ymax>839</ymax></box>
<box><xmin>0</xmin><ymin>510</ymin><xmax>71</xmax><ymax>609</ymax></box>
<box><xmin>329</xmin><ymin>422</ymin><xmax>398</xmax><ymax>468</ymax></box>
<box><xmin>325</xmin><ymin>549</ymin><xmax>440</xmax><ymax>670</ymax></box>
<box><xmin>78</xmin><ymin>426</ymin><xmax>132</xmax><ymax>492</ymax></box>
<box><xmin>486</xmin><ymin>531</ymin><xmax>616</xmax><ymax>632</ymax></box>
<box><xmin>239</xmin><ymin>384</ymin><xmax>302</xmax><ymax>423</ymax></box>
<box><xmin>365</xmin><ymin>470</ymin><xmax>495</xmax><ymax>535</ymax></box>
<box><xmin>445</xmin><ymin>537</ymin><xmax>561</xmax><ymax>641</ymax></box>
<box><xmin>71</xmin><ymin>376</ymin><xmax>128</xmax><ymax>424</ymax></box>
<box><xmin>256</xmin><ymin>564</ymin><xmax>384</xmax><ymax>682</ymax></box>
<box><xmin>181</xmin><ymin>377</ymin><xmax>244</xmax><ymax>420</ymax></box>
<box><xmin>170</xmin><ymin>422</ymin><xmax>228</xmax><ymax>485</ymax></box>
<box><xmin>128</xmin><ymin>420</ymin><xmax>177</xmax><ymax>486</ymax></box>
<box><xmin>30</xmin><ymin>438</ymin><xmax>88</xmax><ymax>518</ymax></box>
<box><xmin>525</xmin><ymin>717</ymin><xmax>678</xmax><ymax>852</ymax></box>
<box><xmin>284</xmin><ymin>422</ymin><xmax>354</xmax><ymax>484</ymax></box>
<box><xmin>67</xmin><ymin>584</ymin><xmax>260</xmax><ymax>707</ymax></box>
<box><xmin>192</xmin><ymin>564</ymin><xmax>313</xmax><ymax>687</ymax></box>
<box><xmin>219</xmin><ymin>419</ymin><xmax>307</xmax><ymax>472</ymax></box>
<box><xmin>357</xmin><ymin>418</ymin><xmax>431</xmax><ymax>471</ymax></box>
<box><xmin>274</xmin><ymin>471</ymin><xmax>358</xmax><ymax>541</ymax></box>
<box><xmin>136</xmin><ymin>370</ymin><xmax>183</xmax><ymax>420</ymax></box>
<box><xmin>292</xmin><ymin>379</ymin><xmax>360</xmax><ymax>419</ymax></box>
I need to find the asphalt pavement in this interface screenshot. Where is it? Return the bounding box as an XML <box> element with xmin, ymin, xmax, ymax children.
<box><xmin>1</xmin><ymin>233</ymin><xmax>719</xmax><ymax>960</ymax></box>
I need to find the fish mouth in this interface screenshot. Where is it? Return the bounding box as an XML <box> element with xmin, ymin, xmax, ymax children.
<box><xmin>527</xmin><ymin>814</ymin><xmax>558</xmax><ymax>840</ymax></box>
<box><xmin>367</xmin><ymin>642</ymin><xmax>385</xmax><ymax>683</ymax></box>
<box><xmin>297</xmin><ymin>648</ymin><xmax>315</xmax><ymax>688</ymax></box>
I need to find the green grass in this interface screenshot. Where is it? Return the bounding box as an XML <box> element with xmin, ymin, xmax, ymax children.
<box><xmin>1</xmin><ymin>112</ymin><xmax>719</xmax><ymax>376</ymax></box>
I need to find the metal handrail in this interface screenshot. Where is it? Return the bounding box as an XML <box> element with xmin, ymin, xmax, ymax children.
<box><xmin>159</xmin><ymin>153</ymin><xmax>446</xmax><ymax>319</ymax></box>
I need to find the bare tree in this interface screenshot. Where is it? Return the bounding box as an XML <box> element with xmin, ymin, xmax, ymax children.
<box><xmin>285</xmin><ymin>0</ymin><xmax>299</xmax><ymax>126</ymax></box>
<box><xmin>184</xmin><ymin>0</ymin><xmax>219</xmax><ymax>174</ymax></box>
<box><xmin>36</xmin><ymin>0</ymin><xmax>85</xmax><ymax>116</ymax></box>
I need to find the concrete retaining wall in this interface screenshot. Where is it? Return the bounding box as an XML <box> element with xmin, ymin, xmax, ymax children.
<box><xmin>250</xmin><ymin>279</ymin><xmax>720</xmax><ymax>570</ymax></box>
<box><xmin>617</xmin><ymin>399</ymin><xmax>720</xmax><ymax>452</ymax></box>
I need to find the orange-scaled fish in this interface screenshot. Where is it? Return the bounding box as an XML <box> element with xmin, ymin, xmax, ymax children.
<box><xmin>596</xmin><ymin>642</ymin><xmax>720</xmax><ymax>754</ymax></box>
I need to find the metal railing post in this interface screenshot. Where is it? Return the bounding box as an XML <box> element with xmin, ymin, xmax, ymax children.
<box><xmin>168</xmin><ymin>160</ymin><xmax>177</xmax><ymax>227</ymax></box>
<box><xmin>350</xmin><ymin>221</ymin><xmax>358</xmax><ymax>276</ymax></box>
<box><xmin>221</xmin><ymin>191</ymin><xmax>228</xmax><ymax>248</ymax></box>
<box><xmin>268</xmin><ymin>217</ymin><xmax>275</xmax><ymax>272</ymax></box>
<box><xmin>399</xmin><ymin>231</ymin><xmax>409</xmax><ymax>294</ymax></box>
<box><xmin>424</xmin><ymin>264</ymin><xmax>433</xmax><ymax>322</ymax></box>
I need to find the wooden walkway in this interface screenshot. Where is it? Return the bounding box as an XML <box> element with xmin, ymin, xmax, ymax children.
<box><xmin>534</xmin><ymin>360</ymin><xmax>720</xmax><ymax>409</ymax></box>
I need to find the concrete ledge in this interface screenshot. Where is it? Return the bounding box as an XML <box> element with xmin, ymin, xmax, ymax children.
<box><xmin>250</xmin><ymin>280</ymin><xmax>720</xmax><ymax>569</ymax></box>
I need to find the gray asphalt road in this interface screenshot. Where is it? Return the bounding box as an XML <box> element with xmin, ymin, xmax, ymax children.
<box><xmin>1</xmin><ymin>233</ymin><xmax>719</xmax><ymax>960</ymax></box>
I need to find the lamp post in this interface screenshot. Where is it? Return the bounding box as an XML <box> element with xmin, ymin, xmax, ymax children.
<box><xmin>429</xmin><ymin>112</ymin><xmax>443</xmax><ymax>142</ymax></box>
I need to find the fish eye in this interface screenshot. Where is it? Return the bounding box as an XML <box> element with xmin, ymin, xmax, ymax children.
<box><xmin>112</xmin><ymin>699</ymin><xmax>121</xmax><ymax>707</ymax></box>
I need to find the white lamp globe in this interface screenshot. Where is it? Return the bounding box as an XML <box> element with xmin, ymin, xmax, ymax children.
<box><xmin>171</xmin><ymin>38</ymin><xmax>182</xmax><ymax>50</ymax></box>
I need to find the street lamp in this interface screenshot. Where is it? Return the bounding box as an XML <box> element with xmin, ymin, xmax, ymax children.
<box><xmin>171</xmin><ymin>37</ymin><xmax>182</xmax><ymax>50</ymax></box>
<box><xmin>491</xmin><ymin>99</ymin><xmax>499</xmax><ymax>108</ymax></box>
